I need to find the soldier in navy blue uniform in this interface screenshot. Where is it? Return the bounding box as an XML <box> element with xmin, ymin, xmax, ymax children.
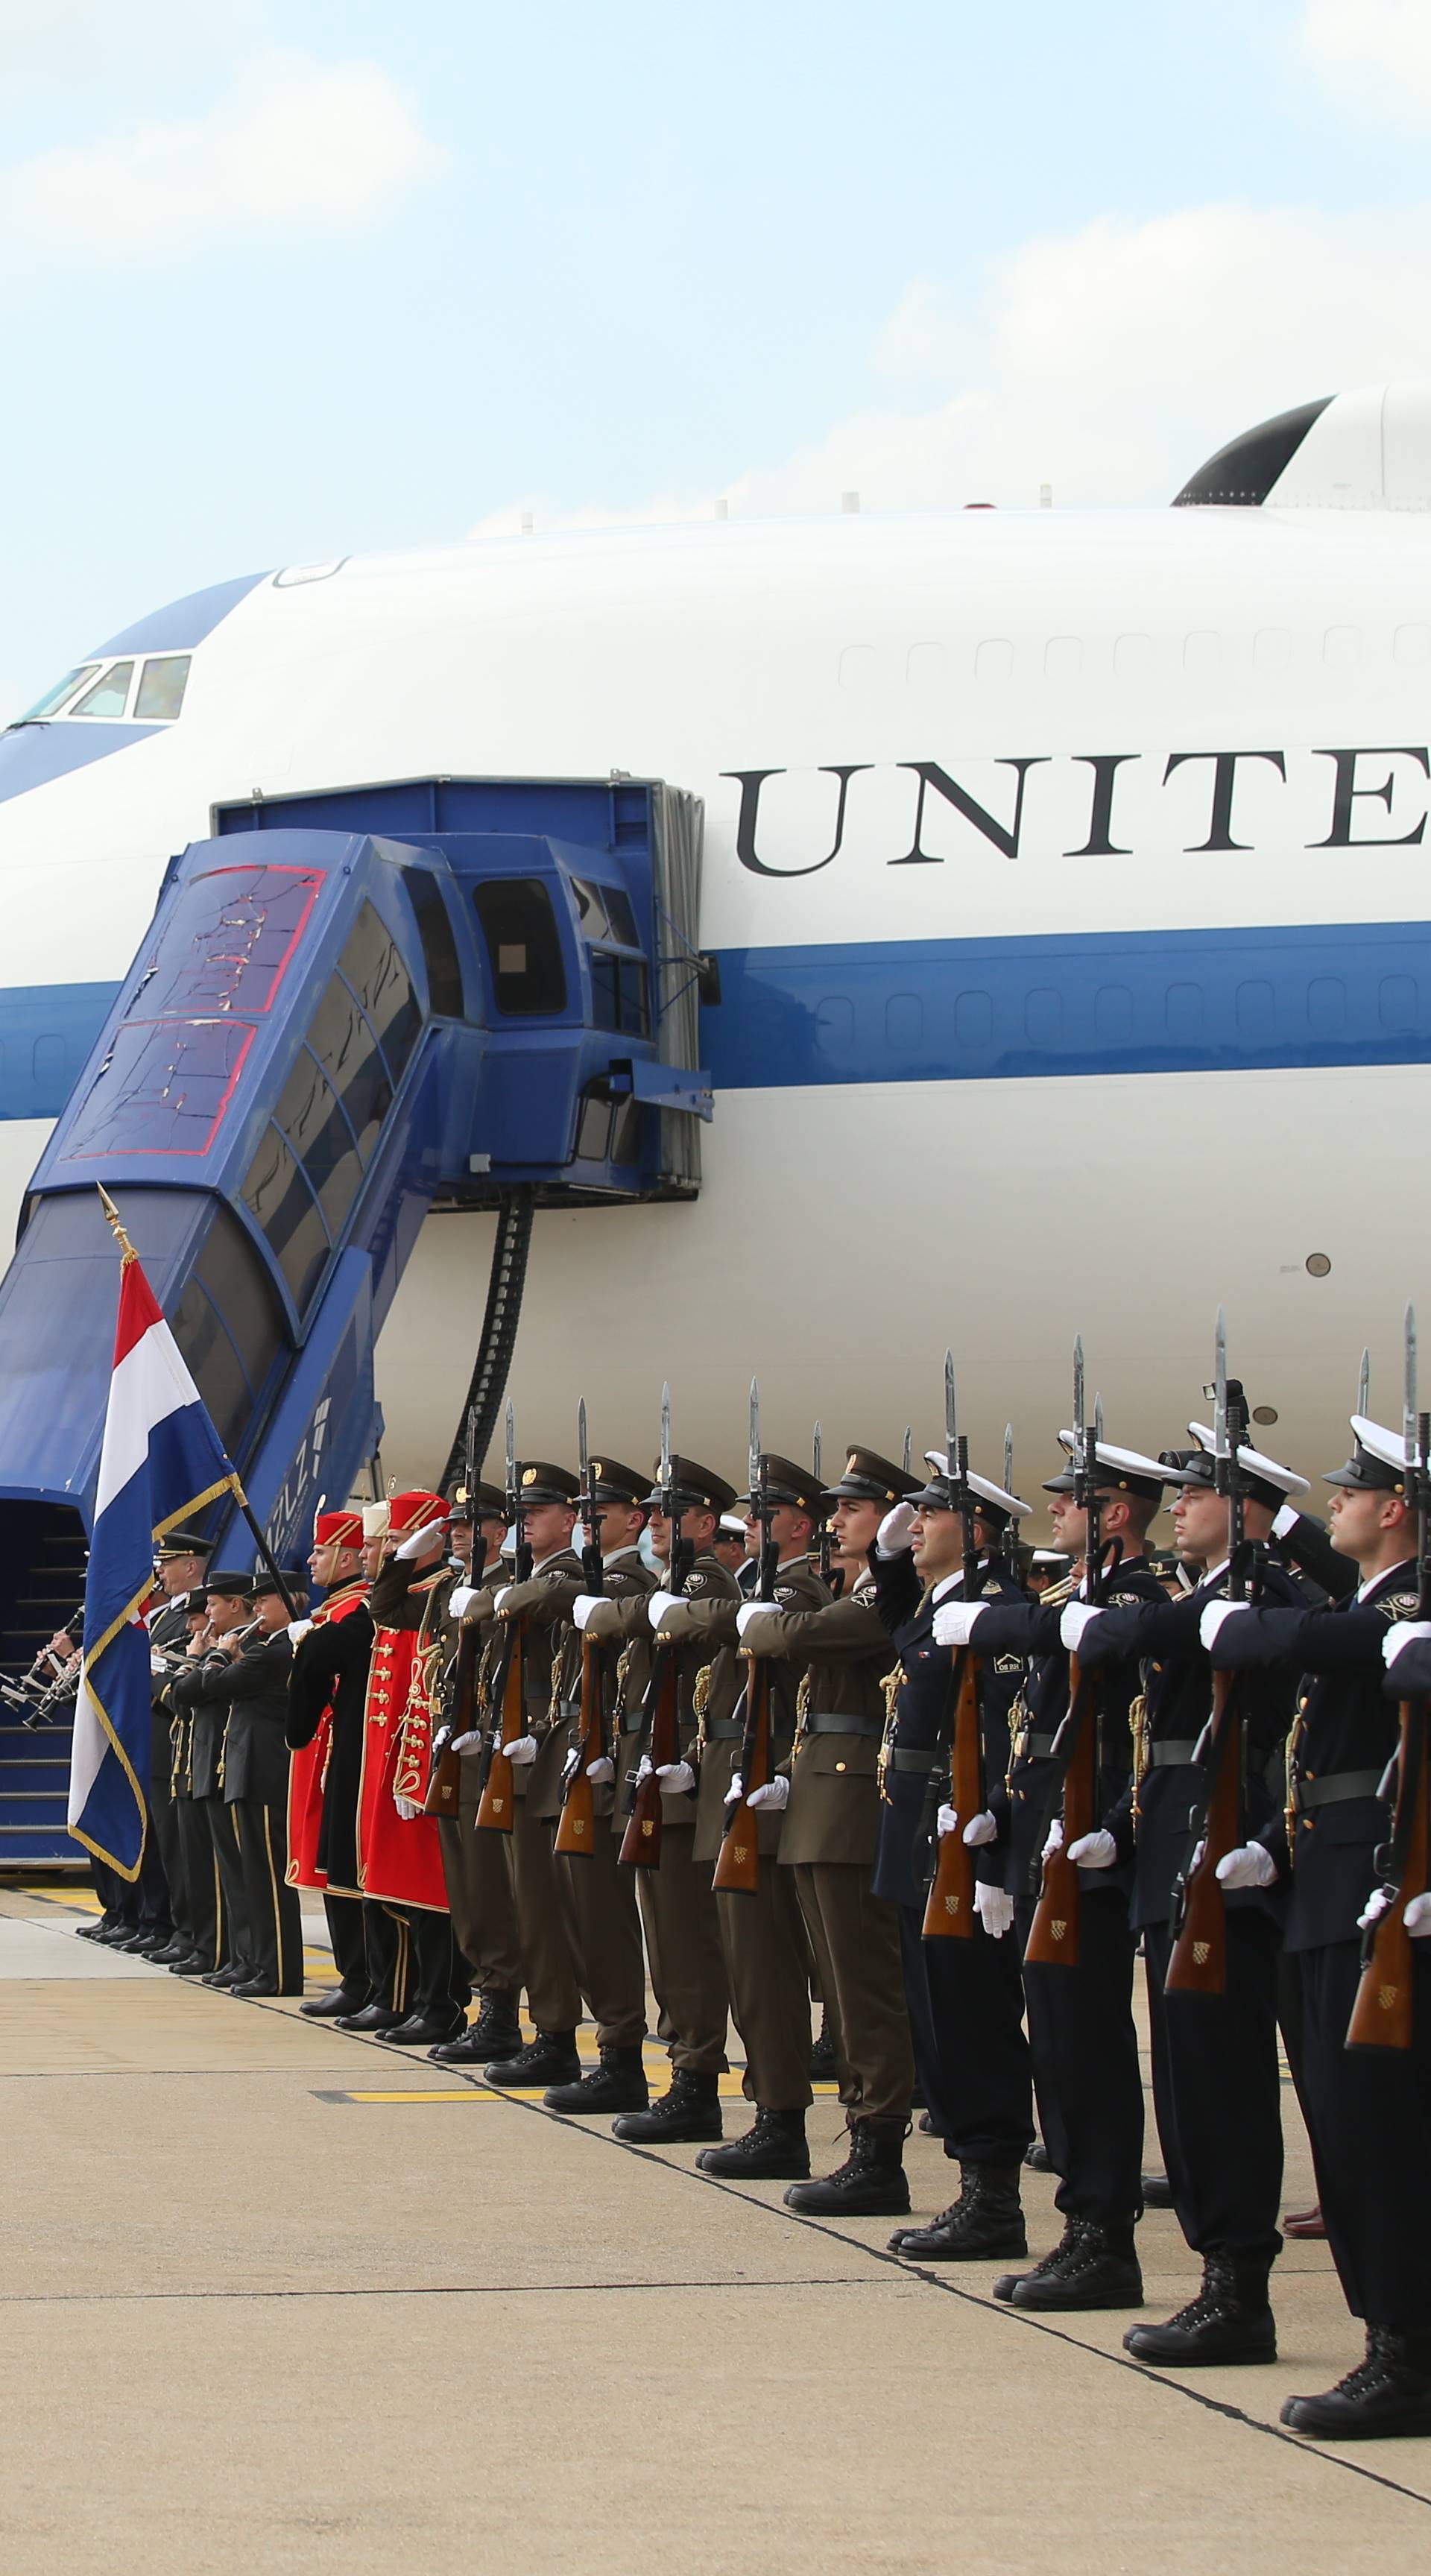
<box><xmin>1070</xmin><ymin>1426</ymin><xmax>1307</xmax><ymax>2360</ymax></box>
<box><xmin>872</xmin><ymin>1456</ymin><xmax>1034</xmax><ymax>2261</ymax></box>
<box><xmin>1203</xmin><ymin>1415</ymin><xmax>1431</xmax><ymax>2440</ymax></box>
<box><xmin>931</xmin><ymin>1436</ymin><xmax>1169</xmax><ymax>2302</ymax></box>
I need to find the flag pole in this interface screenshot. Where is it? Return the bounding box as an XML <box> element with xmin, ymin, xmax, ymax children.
<box><xmin>97</xmin><ymin>1184</ymin><xmax>297</xmax><ymax>1617</ymax></box>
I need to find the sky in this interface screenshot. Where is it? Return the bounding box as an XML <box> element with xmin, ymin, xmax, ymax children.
<box><xmin>1</xmin><ymin>0</ymin><xmax>1429</xmax><ymax>713</ymax></box>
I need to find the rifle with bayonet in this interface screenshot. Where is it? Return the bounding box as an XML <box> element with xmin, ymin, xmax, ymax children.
<box><xmin>1347</xmin><ymin>1308</ymin><xmax>1431</xmax><ymax>2052</ymax></box>
<box><xmin>923</xmin><ymin>1351</ymin><xmax>985</xmax><ymax>1940</ymax></box>
<box><xmin>423</xmin><ymin>1403</ymin><xmax>478</xmax><ymax>1819</ymax></box>
<box><xmin>618</xmin><ymin>1385</ymin><xmax>690</xmax><ymax>1869</ymax></box>
<box><xmin>1166</xmin><ymin>1310</ymin><xmax>1257</xmax><ymax>1996</ymax></box>
<box><xmin>1024</xmin><ymin>1340</ymin><xmax>1119</xmax><ymax>1968</ymax></box>
<box><xmin>555</xmin><ymin>1399</ymin><xmax>604</xmax><ymax>1857</ymax></box>
<box><xmin>713</xmin><ymin>1380</ymin><xmax>779</xmax><ymax>1896</ymax></box>
<box><xmin>475</xmin><ymin>1401</ymin><xmax>531</xmax><ymax>1833</ymax></box>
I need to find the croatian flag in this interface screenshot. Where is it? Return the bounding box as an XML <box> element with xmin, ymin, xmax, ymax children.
<box><xmin>69</xmin><ymin>1244</ymin><xmax>240</xmax><ymax>1878</ymax></box>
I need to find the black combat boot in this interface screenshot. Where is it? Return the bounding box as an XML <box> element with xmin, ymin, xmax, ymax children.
<box><xmin>697</xmin><ymin>2107</ymin><xmax>809</xmax><ymax>2180</ymax></box>
<box><xmin>994</xmin><ymin>2214</ymin><xmax>1142</xmax><ymax>2311</ymax></box>
<box><xmin>786</xmin><ymin>2117</ymin><xmax>909</xmax><ymax>2215</ymax></box>
<box><xmin>889</xmin><ymin>2162</ymin><xmax>1026</xmax><ymax>2261</ymax></box>
<box><xmin>809</xmin><ymin>2015</ymin><xmax>838</xmax><ymax>2082</ymax></box>
<box><xmin>484</xmin><ymin>2029</ymin><xmax>581</xmax><ymax>2088</ymax></box>
<box><xmin>1124</xmin><ymin>2253</ymin><xmax>1275</xmax><ymax>2366</ymax></box>
<box><xmin>613</xmin><ymin>2066</ymin><xmax>722</xmax><ymax>2143</ymax></box>
<box><xmin>1281</xmin><ymin>2326</ymin><xmax>1431</xmax><ymax>2440</ymax></box>
<box><xmin>545</xmin><ymin>2045</ymin><xmax>649</xmax><ymax>2114</ymax></box>
<box><xmin>428</xmin><ymin>1989</ymin><xmax>522</xmax><ymax>2065</ymax></box>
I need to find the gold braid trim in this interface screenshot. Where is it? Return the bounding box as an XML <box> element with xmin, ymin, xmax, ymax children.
<box><xmin>877</xmin><ymin>1663</ymin><xmax>902</xmax><ymax>1801</ymax></box>
<box><xmin>792</xmin><ymin>1667</ymin><xmax>812</xmax><ymax>1758</ymax></box>
<box><xmin>612</xmin><ymin>1641</ymin><xmax>636</xmax><ymax>1722</ymax></box>
<box><xmin>1128</xmin><ymin>1688</ymin><xmax>1150</xmax><ymax>1826</ymax></box>
<box><xmin>692</xmin><ymin>1659</ymin><xmax>713</xmax><ymax>1753</ymax></box>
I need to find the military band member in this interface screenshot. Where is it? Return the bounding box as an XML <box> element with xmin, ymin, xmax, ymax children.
<box><xmin>1061</xmin><ymin>1428</ymin><xmax>1304</xmax><ymax>2358</ymax></box>
<box><xmin>156</xmin><ymin>1587</ymin><xmax>224</xmax><ymax>1974</ymax></box>
<box><xmin>357</xmin><ymin>1491</ymin><xmax>467</xmax><ymax>2046</ymax></box>
<box><xmin>737</xmin><ymin>1445</ymin><xmax>917</xmax><ymax>2212</ymax></box>
<box><xmin>173</xmin><ymin>1573</ymin><xmax>258</xmax><ymax>1987</ymax></box>
<box><xmin>213</xmin><ymin>1573</ymin><xmax>306</xmax><ymax>1995</ymax></box>
<box><xmin>426</xmin><ymin>1483</ymin><xmax>527</xmax><ymax>2067</ymax></box>
<box><xmin>1202</xmin><ymin>1417</ymin><xmax>1431</xmax><ymax>2440</ymax></box>
<box><xmin>932</xmin><ymin>1436</ymin><xmax>1168</xmax><ymax>2301</ymax></box>
<box><xmin>145</xmin><ymin>1532</ymin><xmax>212</xmax><ymax>1965</ymax></box>
<box><xmin>874</xmin><ymin>1457</ymin><xmax>1033</xmax><ymax>2262</ymax></box>
<box><xmin>584</xmin><ymin>1459</ymin><xmax>738</xmax><ymax>2144</ymax></box>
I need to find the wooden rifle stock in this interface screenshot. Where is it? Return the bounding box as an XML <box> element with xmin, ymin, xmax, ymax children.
<box><xmin>1023</xmin><ymin>1655</ymin><xmax>1096</xmax><ymax>1967</ymax></box>
<box><xmin>712</xmin><ymin>1652</ymin><xmax>771</xmax><ymax>1895</ymax></box>
<box><xmin>618</xmin><ymin>1645</ymin><xmax>678</xmax><ymax>1869</ymax></box>
<box><xmin>922</xmin><ymin>1649</ymin><xmax>982</xmax><ymax>1939</ymax></box>
<box><xmin>423</xmin><ymin>1615</ymin><xmax>477</xmax><ymax>1819</ymax></box>
<box><xmin>474</xmin><ymin>1617</ymin><xmax>525</xmax><ymax>1833</ymax></box>
<box><xmin>555</xmin><ymin>1632</ymin><xmax>602</xmax><ymax>1857</ymax></box>
<box><xmin>1347</xmin><ymin>1697</ymin><xmax>1429</xmax><ymax>2051</ymax></box>
<box><xmin>1164</xmin><ymin>1671</ymin><xmax>1241</xmax><ymax>1996</ymax></box>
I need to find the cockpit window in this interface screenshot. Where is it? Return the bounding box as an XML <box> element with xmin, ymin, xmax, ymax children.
<box><xmin>70</xmin><ymin>661</ymin><xmax>134</xmax><ymax>719</ymax></box>
<box><xmin>134</xmin><ymin>654</ymin><xmax>191</xmax><ymax>721</ymax></box>
<box><xmin>20</xmin><ymin>664</ymin><xmax>100</xmax><ymax>720</ymax></box>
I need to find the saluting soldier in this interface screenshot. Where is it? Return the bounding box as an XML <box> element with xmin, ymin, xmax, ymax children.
<box><xmin>934</xmin><ymin>1433</ymin><xmax>1169</xmax><ymax>2300</ymax></box>
<box><xmin>736</xmin><ymin>1444</ymin><xmax>917</xmax><ymax>2212</ymax></box>
<box><xmin>426</xmin><ymin>1483</ymin><xmax>527</xmax><ymax>2068</ymax></box>
<box><xmin>286</xmin><ymin>1506</ymin><xmax>369</xmax><ymax>2015</ymax></box>
<box><xmin>1203</xmin><ymin>1415</ymin><xmax>1431</xmax><ymax>2440</ymax></box>
<box><xmin>583</xmin><ymin>1457</ymin><xmax>739</xmax><ymax>2145</ymax></box>
<box><xmin>1068</xmin><ymin>1424</ymin><xmax>1304</xmax><ymax>2360</ymax></box>
<box><xmin>873</xmin><ymin>1453</ymin><xmax>1034</xmax><ymax>2261</ymax></box>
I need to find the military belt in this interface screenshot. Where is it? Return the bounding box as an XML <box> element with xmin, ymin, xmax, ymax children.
<box><xmin>1021</xmin><ymin>1730</ymin><xmax>1059</xmax><ymax>1758</ymax></box>
<box><xmin>704</xmin><ymin>1718</ymin><xmax>744</xmax><ymax>1740</ymax></box>
<box><xmin>1293</xmin><ymin>1769</ymin><xmax>1386</xmax><ymax>1813</ymax></box>
<box><xmin>1149</xmin><ymin>1739</ymin><xmax>1199</xmax><ymax>1767</ymax></box>
<box><xmin>805</xmin><ymin>1712</ymin><xmax>882</xmax><ymax>1739</ymax></box>
<box><xmin>889</xmin><ymin>1747</ymin><xmax>938</xmax><ymax>1775</ymax></box>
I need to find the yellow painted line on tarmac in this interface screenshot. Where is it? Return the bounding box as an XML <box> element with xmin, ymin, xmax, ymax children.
<box><xmin>319</xmin><ymin>2076</ymin><xmax>842</xmax><ymax>2106</ymax></box>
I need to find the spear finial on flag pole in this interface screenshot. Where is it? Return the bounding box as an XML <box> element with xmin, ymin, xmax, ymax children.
<box><xmin>96</xmin><ymin>1184</ymin><xmax>138</xmax><ymax>1266</ymax></box>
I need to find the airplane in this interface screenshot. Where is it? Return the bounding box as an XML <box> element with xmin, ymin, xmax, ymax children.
<box><xmin>1</xmin><ymin>375</ymin><xmax>1429</xmax><ymax>1556</ymax></box>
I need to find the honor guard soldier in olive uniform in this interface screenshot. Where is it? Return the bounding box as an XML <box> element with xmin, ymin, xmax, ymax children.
<box><xmin>1203</xmin><ymin>1410</ymin><xmax>1431</xmax><ymax>2439</ymax></box>
<box><xmin>145</xmin><ymin>1530</ymin><xmax>212</xmax><ymax>1964</ymax></box>
<box><xmin>872</xmin><ymin>1427</ymin><xmax>1034</xmax><ymax>2260</ymax></box>
<box><xmin>935</xmin><ymin>1425</ymin><xmax>1170</xmax><ymax>2299</ymax></box>
<box><xmin>547</xmin><ymin>1450</ymin><xmax>657</xmax><ymax>2113</ymax></box>
<box><xmin>426</xmin><ymin>1483</ymin><xmax>527</xmax><ymax>2067</ymax></box>
<box><xmin>1070</xmin><ymin>1407</ymin><xmax>1305</xmax><ymax>2360</ymax></box>
<box><xmin>674</xmin><ymin>1446</ymin><xmax>830</xmax><ymax>2181</ymax></box>
<box><xmin>476</xmin><ymin>1463</ymin><xmax>586</xmax><ymax>2091</ymax></box>
<box><xmin>173</xmin><ymin>1573</ymin><xmax>258</xmax><ymax>1987</ymax></box>
<box><xmin>586</xmin><ymin>1453</ymin><xmax>739</xmax><ymax>2145</ymax></box>
<box><xmin>737</xmin><ymin>1445</ymin><xmax>917</xmax><ymax>2213</ymax></box>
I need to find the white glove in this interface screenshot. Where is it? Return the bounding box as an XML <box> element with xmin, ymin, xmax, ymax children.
<box><xmin>586</xmin><ymin>1755</ymin><xmax>616</xmax><ymax>1784</ymax></box>
<box><xmin>493</xmin><ymin>1585</ymin><xmax>514</xmax><ymax>1615</ymax></box>
<box><xmin>1198</xmin><ymin>1600</ymin><xmax>1240</xmax><ymax>1652</ymax></box>
<box><xmin>876</xmin><ymin>1500</ymin><xmax>917</xmax><ymax>1556</ymax></box>
<box><xmin>1060</xmin><ymin>1603</ymin><xmax>1103</xmax><ymax>1655</ymax></box>
<box><xmin>656</xmin><ymin>1760</ymin><xmax>695</xmax><ymax>1796</ymax></box>
<box><xmin>572</xmin><ymin>1594</ymin><xmax>603</xmax><ymax>1631</ymax></box>
<box><xmin>393</xmin><ymin>1794</ymin><xmax>422</xmax><ymax>1821</ymax></box>
<box><xmin>1067</xmin><ymin>1829</ymin><xmax>1118</xmax><ymax>1869</ymax></box>
<box><xmin>1359</xmin><ymin>1884</ymin><xmax>1393</xmax><ymax>1932</ymax></box>
<box><xmin>634</xmin><ymin>1752</ymin><xmax>653</xmax><ymax>1784</ymax></box>
<box><xmin>932</xmin><ymin>1603</ymin><xmax>985</xmax><ymax>1649</ymax></box>
<box><xmin>502</xmin><ymin>1733</ymin><xmax>539</xmax><ymax>1766</ymax></box>
<box><xmin>974</xmin><ymin>1881</ymin><xmax>1016</xmax><ymax>1939</ymax></box>
<box><xmin>736</xmin><ymin>1600</ymin><xmax>777</xmax><ymax>1637</ymax></box>
<box><xmin>747</xmin><ymin>1777</ymin><xmax>789</xmax><ymax>1811</ymax></box>
<box><xmin>962</xmin><ymin>1808</ymin><xmax>997</xmax><ymax>1847</ymax></box>
<box><xmin>1271</xmin><ymin>1501</ymin><xmax>1300</xmax><ymax>1540</ymax></box>
<box><xmin>451</xmin><ymin>1729</ymin><xmax>482</xmax><ymax>1753</ymax></box>
<box><xmin>287</xmin><ymin>1619</ymin><xmax>314</xmax><ymax>1646</ymax></box>
<box><xmin>1042</xmin><ymin>1816</ymin><xmax>1064</xmax><ymax>1862</ymax></box>
<box><xmin>647</xmin><ymin>1590</ymin><xmax>678</xmax><ymax>1631</ymax></box>
<box><xmin>449</xmin><ymin>1585</ymin><xmax>478</xmax><ymax>1620</ymax></box>
<box><xmin>1407</xmin><ymin>1891</ymin><xmax>1431</xmax><ymax>1935</ymax></box>
<box><xmin>560</xmin><ymin>1746</ymin><xmax>581</xmax><ymax>1784</ymax></box>
<box><xmin>936</xmin><ymin>1802</ymin><xmax>959</xmax><ymax>1837</ymax></box>
<box><xmin>396</xmin><ymin>1521</ymin><xmax>446</xmax><ymax>1562</ymax></box>
<box><xmin>724</xmin><ymin>1772</ymin><xmax>745</xmax><ymax>1806</ymax></box>
<box><xmin>150</xmin><ymin>1653</ymin><xmax>167</xmax><ymax>1676</ymax></box>
<box><xmin>1384</xmin><ymin>1618</ymin><xmax>1431</xmax><ymax>1669</ymax></box>
<box><xmin>1215</xmin><ymin>1840</ymin><xmax>1277</xmax><ymax>1890</ymax></box>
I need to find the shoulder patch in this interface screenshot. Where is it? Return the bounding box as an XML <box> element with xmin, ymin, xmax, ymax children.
<box><xmin>774</xmin><ymin>1585</ymin><xmax>800</xmax><ymax>1604</ymax></box>
<box><xmin>993</xmin><ymin>1652</ymin><xmax>1025</xmax><ymax>1676</ymax></box>
<box><xmin>1380</xmin><ymin>1591</ymin><xmax>1422</xmax><ymax>1620</ymax></box>
<box><xmin>982</xmin><ymin>1579</ymin><xmax>1003</xmax><ymax>1598</ymax></box>
<box><xmin>685</xmin><ymin>1573</ymin><xmax>710</xmax><ymax>1595</ymax></box>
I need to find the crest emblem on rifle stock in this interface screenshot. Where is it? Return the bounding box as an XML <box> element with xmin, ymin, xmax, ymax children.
<box><xmin>733</xmin><ymin>1843</ymin><xmax>749</xmax><ymax>1863</ymax></box>
<box><xmin>1050</xmin><ymin>1919</ymin><xmax>1067</xmax><ymax>1942</ymax></box>
<box><xmin>1380</xmin><ymin>1983</ymin><xmax>1400</xmax><ymax>2010</ymax></box>
<box><xmin>1193</xmin><ymin>1940</ymin><xmax>1210</xmax><ymax>1966</ymax></box>
<box><xmin>641</xmin><ymin>1818</ymin><xmax>654</xmax><ymax>1838</ymax></box>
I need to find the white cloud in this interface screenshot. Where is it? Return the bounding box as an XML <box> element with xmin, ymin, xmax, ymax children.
<box><xmin>1298</xmin><ymin>0</ymin><xmax>1431</xmax><ymax>124</ymax></box>
<box><xmin>0</xmin><ymin>48</ymin><xmax>445</xmax><ymax>257</ymax></box>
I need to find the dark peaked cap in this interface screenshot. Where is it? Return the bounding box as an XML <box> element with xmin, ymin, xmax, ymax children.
<box><xmin>1324</xmin><ymin>1415</ymin><xmax>1412</xmax><ymax>1496</ymax></box>
<box><xmin>587</xmin><ymin>1457</ymin><xmax>650</xmax><ymax>1506</ymax></box>
<box><xmin>643</xmin><ymin>1456</ymin><xmax>738</xmax><ymax>1515</ymax></box>
<box><xmin>823</xmin><ymin>1445</ymin><xmax>920</xmax><ymax>1506</ymax></box>
<box><xmin>157</xmin><ymin>1527</ymin><xmax>212</xmax><ymax>1559</ymax></box>
<box><xmin>733</xmin><ymin>1454</ymin><xmax>820</xmax><ymax>1513</ymax></box>
<box><xmin>516</xmin><ymin>1462</ymin><xmax>579</xmax><ymax>1506</ymax></box>
<box><xmin>450</xmin><ymin>1481</ymin><xmax>506</xmax><ymax>1523</ymax></box>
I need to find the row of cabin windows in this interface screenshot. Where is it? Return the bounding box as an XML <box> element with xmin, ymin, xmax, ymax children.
<box><xmin>811</xmin><ymin>973</ymin><xmax>1428</xmax><ymax>1054</ymax></box>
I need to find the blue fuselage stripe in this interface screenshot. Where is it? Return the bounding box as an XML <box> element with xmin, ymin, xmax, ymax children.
<box><xmin>4</xmin><ymin>919</ymin><xmax>1431</xmax><ymax>1125</ymax></box>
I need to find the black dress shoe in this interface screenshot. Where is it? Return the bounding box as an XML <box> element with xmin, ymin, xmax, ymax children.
<box><xmin>201</xmin><ymin>1966</ymin><xmax>241</xmax><ymax>1989</ymax></box>
<box><xmin>889</xmin><ymin>2162</ymin><xmax>1026</xmax><ymax>2260</ymax></box>
<box><xmin>333</xmin><ymin>2003</ymin><xmax>405</xmax><ymax>2033</ymax></box>
<box><xmin>613</xmin><ymin>2068</ymin><xmax>721</xmax><ymax>2142</ymax></box>
<box><xmin>1140</xmin><ymin>2171</ymin><xmax>1175</xmax><ymax>2210</ymax></box>
<box><xmin>148</xmin><ymin>1940</ymin><xmax>189</xmax><ymax>1966</ymax></box>
<box><xmin>1281</xmin><ymin>2326</ymin><xmax>1431</xmax><ymax>2439</ymax></box>
<box><xmin>385</xmin><ymin>2010</ymin><xmax>466</xmax><ymax>2046</ymax></box>
<box><xmin>95</xmin><ymin>1921</ymin><xmax>138</xmax><ymax>1947</ymax></box>
<box><xmin>300</xmin><ymin>1988</ymin><xmax>367</xmax><ymax>2018</ymax></box>
<box><xmin>121</xmin><ymin>1928</ymin><xmax>168</xmax><ymax>1954</ymax></box>
<box><xmin>697</xmin><ymin>2107</ymin><xmax>809</xmax><ymax>2180</ymax></box>
<box><xmin>230</xmin><ymin>1978</ymin><xmax>280</xmax><ymax>1998</ymax></box>
<box><xmin>1024</xmin><ymin>2140</ymin><xmax>1053</xmax><ymax>2173</ymax></box>
<box><xmin>1124</xmin><ymin>2255</ymin><xmax>1275</xmax><ymax>2367</ymax></box>
<box><xmin>996</xmin><ymin>2217</ymin><xmax>1143</xmax><ymax>2311</ymax></box>
<box><xmin>169</xmin><ymin>1953</ymin><xmax>212</xmax><ymax>1976</ymax></box>
<box><xmin>786</xmin><ymin>2118</ymin><xmax>909</xmax><ymax>2215</ymax></box>
<box><xmin>545</xmin><ymin>2046</ymin><xmax>649</xmax><ymax>2114</ymax></box>
<box><xmin>74</xmin><ymin>1919</ymin><xmax>106</xmax><ymax>1942</ymax></box>
<box><xmin>484</xmin><ymin>2030</ymin><xmax>581</xmax><ymax>2089</ymax></box>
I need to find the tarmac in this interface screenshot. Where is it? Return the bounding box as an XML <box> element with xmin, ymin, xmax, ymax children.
<box><xmin>1</xmin><ymin>1878</ymin><xmax>1429</xmax><ymax>2575</ymax></box>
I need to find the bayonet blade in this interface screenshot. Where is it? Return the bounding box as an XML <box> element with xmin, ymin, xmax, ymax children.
<box><xmin>749</xmin><ymin>1377</ymin><xmax>761</xmax><ymax>1500</ymax></box>
<box><xmin>578</xmin><ymin>1396</ymin><xmax>589</xmax><ymax>1485</ymax></box>
<box><xmin>1094</xmin><ymin>1392</ymin><xmax>1105</xmax><ymax>1447</ymax></box>
<box><xmin>1003</xmin><ymin>1421</ymin><xmax>1014</xmax><ymax>1499</ymax></box>
<box><xmin>505</xmin><ymin>1398</ymin><xmax>516</xmax><ymax>1489</ymax></box>
<box><xmin>1406</xmin><ymin>1305</ymin><xmax>1418</xmax><ymax>1472</ymax></box>
<box><xmin>944</xmin><ymin>1349</ymin><xmax>957</xmax><ymax>1475</ymax></box>
<box><xmin>658</xmin><ymin>1381</ymin><xmax>672</xmax><ymax>1488</ymax></box>
<box><xmin>1213</xmin><ymin>1304</ymin><xmax>1229</xmax><ymax>1466</ymax></box>
<box><xmin>1073</xmin><ymin>1335</ymin><xmax>1085</xmax><ymax>1451</ymax></box>
<box><xmin>902</xmin><ymin>1426</ymin><xmax>912</xmax><ymax>1475</ymax></box>
<box><xmin>812</xmin><ymin>1421</ymin><xmax>823</xmax><ymax>1490</ymax></box>
<box><xmin>1359</xmin><ymin>1348</ymin><xmax>1371</xmax><ymax>1419</ymax></box>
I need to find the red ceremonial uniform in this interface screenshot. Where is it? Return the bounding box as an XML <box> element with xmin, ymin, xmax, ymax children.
<box><xmin>357</xmin><ymin>1498</ymin><xmax>450</xmax><ymax>1913</ymax></box>
<box><xmin>286</xmin><ymin>1508</ymin><xmax>367</xmax><ymax>1892</ymax></box>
